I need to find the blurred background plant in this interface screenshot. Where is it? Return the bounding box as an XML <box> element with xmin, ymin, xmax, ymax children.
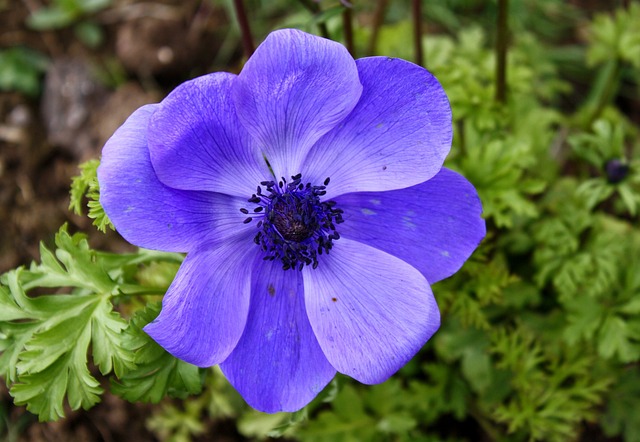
<box><xmin>1</xmin><ymin>0</ymin><xmax>640</xmax><ymax>441</ymax></box>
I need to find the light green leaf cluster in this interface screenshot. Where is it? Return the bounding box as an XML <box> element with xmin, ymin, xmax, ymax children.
<box><xmin>570</xmin><ymin>118</ymin><xmax>640</xmax><ymax>215</ymax></box>
<box><xmin>69</xmin><ymin>159</ymin><xmax>114</xmax><ymax>232</ymax></box>
<box><xmin>0</xmin><ymin>47</ymin><xmax>48</xmax><ymax>97</ymax></box>
<box><xmin>27</xmin><ymin>0</ymin><xmax>111</xmax><ymax>31</ymax></box>
<box><xmin>587</xmin><ymin>3</ymin><xmax>640</xmax><ymax>69</ymax></box>
<box><xmin>490</xmin><ymin>328</ymin><xmax>611</xmax><ymax>442</ymax></box>
<box><xmin>111</xmin><ymin>303</ymin><xmax>203</xmax><ymax>403</ymax></box>
<box><xmin>0</xmin><ymin>227</ymin><xmax>198</xmax><ymax>421</ymax></box>
<box><xmin>602</xmin><ymin>367</ymin><xmax>640</xmax><ymax>442</ymax></box>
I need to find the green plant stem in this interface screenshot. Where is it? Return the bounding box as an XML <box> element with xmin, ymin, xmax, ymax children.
<box><xmin>117</xmin><ymin>285</ymin><xmax>168</xmax><ymax>296</ymax></box>
<box><xmin>580</xmin><ymin>59</ymin><xmax>620</xmax><ymax>129</ymax></box>
<box><xmin>495</xmin><ymin>0</ymin><xmax>509</xmax><ymax>103</ymax></box>
<box><xmin>296</xmin><ymin>0</ymin><xmax>330</xmax><ymax>39</ymax></box>
<box><xmin>343</xmin><ymin>6</ymin><xmax>354</xmax><ymax>55</ymax></box>
<box><xmin>232</xmin><ymin>0</ymin><xmax>254</xmax><ymax>57</ymax></box>
<box><xmin>367</xmin><ymin>0</ymin><xmax>389</xmax><ymax>55</ymax></box>
<box><xmin>412</xmin><ymin>0</ymin><xmax>424</xmax><ymax>66</ymax></box>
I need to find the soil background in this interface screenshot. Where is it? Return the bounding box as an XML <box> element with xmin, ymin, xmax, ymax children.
<box><xmin>0</xmin><ymin>1</ymin><xmax>247</xmax><ymax>440</ymax></box>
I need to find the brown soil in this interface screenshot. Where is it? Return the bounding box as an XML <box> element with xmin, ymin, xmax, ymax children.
<box><xmin>0</xmin><ymin>1</ymin><xmax>234</xmax><ymax>440</ymax></box>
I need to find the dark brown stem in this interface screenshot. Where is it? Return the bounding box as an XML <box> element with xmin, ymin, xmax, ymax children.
<box><xmin>233</xmin><ymin>0</ymin><xmax>254</xmax><ymax>57</ymax></box>
<box><xmin>367</xmin><ymin>0</ymin><xmax>388</xmax><ymax>55</ymax></box>
<box><xmin>412</xmin><ymin>0</ymin><xmax>423</xmax><ymax>66</ymax></box>
<box><xmin>343</xmin><ymin>6</ymin><xmax>354</xmax><ymax>55</ymax></box>
<box><xmin>495</xmin><ymin>0</ymin><xmax>509</xmax><ymax>103</ymax></box>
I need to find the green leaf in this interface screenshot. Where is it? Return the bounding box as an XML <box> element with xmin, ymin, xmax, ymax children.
<box><xmin>91</xmin><ymin>299</ymin><xmax>133</xmax><ymax>377</ymax></box>
<box><xmin>69</xmin><ymin>159</ymin><xmax>114</xmax><ymax>232</ymax></box>
<box><xmin>0</xmin><ymin>227</ymin><xmax>142</xmax><ymax>420</ymax></box>
<box><xmin>73</xmin><ymin>21</ymin><xmax>104</xmax><ymax>49</ymax></box>
<box><xmin>26</xmin><ymin>0</ymin><xmax>111</xmax><ymax>30</ymax></box>
<box><xmin>3</xmin><ymin>269</ymin><xmax>121</xmax><ymax>421</ymax></box>
<box><xmin>602</xmin><ymin>367</ymin><xmax>640</xmax><ymax>441</ymax></box>
<box><xmin>598</xmin><ymin>314</ymin><xmax>640</xmax><ymax>363</ymax></box>
<box><xmin>0</xmin><ymin>47</ymin><xmax>48</xmax><ymax>96</ymax></box>
<box><xmin>27</xmin><ymin>6</ymin><xmax>77</xmax><ymax>30</ymax></box>
<box><xmin>297</xmin><ymin>385</ymin><xmax>377</xmax><ymax>442</ymax></box>
<box><xmin>111</xmin><ymin>303</ymin><xmax>203</xmax><ymax>403</ymax></box>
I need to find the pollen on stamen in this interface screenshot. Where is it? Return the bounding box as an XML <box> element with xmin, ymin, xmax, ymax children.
<box><xmin>241</xmin><ymin>173</ymin><xmax>343</xmax><ymax>271</ymax></box>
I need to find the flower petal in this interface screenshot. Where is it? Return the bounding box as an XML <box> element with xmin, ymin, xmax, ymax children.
<box><xmin>147</xmin><ymin>72</ymin><xmax>270</xmax><ymax>197</ymax></box>
<box><xmin>303</xmin><ymin>238</ymin><xmax>440</xmax><ymax>384</ymax></box>
<box><xmin>220</xmin><ymin>258</ymin><xmax>336</xmax><ymax>413</ymax></box>
<box><xmin>233</xmin><ymin>29</ymin><xmax>362</xmax><ymax>179</ymax></box>
<box><xmin>144</xmin><ymin>242</ymin><xmax>256</xmax><ymax>367</ymax></box>
<box><xmin>302</xmin><ymin>56</ymin><xmax>452</xmax><ymax>198</ymax></box>
<box><xmin>334</xmin><ymin>168</ymin><xmax>485</xmax><ymax>284</ymax></box>
<box><xmin>98</xmin><ymin>104</ymin><xmax>253</xmax><ymax>252</ymax></box>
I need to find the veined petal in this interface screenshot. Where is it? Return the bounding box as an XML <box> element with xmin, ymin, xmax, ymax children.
<box><xmin>220</xmin><ymin>258</ymin><xmax>335</xmax><ymax>413</ymax></box>
<box><xmin>98</xmin><ymin>104</ymin><xmax>253</xmax><ymax>252</ymax></box>
<box><xmin>147</xmin><ymin>73</ymin><xmax>270</xmax><ymax>197</ymax></box>
<box><xmin>334</xmin><ymin>168</ymin><xmax>485</xmax><ymax>284</ymax></box>
<box><xmin>233</xmin><ymin>29</ymin><xmax>362</xmax><ymax>179</ymax></box>
<box><xmin>144</xmin><ymin>242</ymin><xmax>256</xmax><ymax>367</ymax></box>
<box><xmin>302</xmin><ymin>57</ymin><xmax>452</xmax><ymax>198</ymax></box>
<box><xmin>303</xmin><ymin>238</ymin><xmax>440</xmax><ymax>384</ymax></box>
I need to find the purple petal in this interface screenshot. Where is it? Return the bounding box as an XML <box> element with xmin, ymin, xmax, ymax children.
<box><xmin>98</xmin><ymin>105</ymin><xmax>254</xmax><ymax>252</ymax></box>
<box><xmin>303</xmin><ymin>238</ymin><xmax>440</xmax><ymax>384</ymax></box>
<box><xmin>334</xmin><ymin>168</ymin><xmax>485</xmax><ymax>284</ymax></box>
<box><xmin>220</xmin><ymin>258</ymin><xmax>335</xmax><ymax>413</ymax></box>
<box><xmin>144</xmin><ymin>242</ymin><xmax>256</xmax><ymax>367</ymax></box>
<box><xmin>147</xmin><ymin>73</ymin><xmax>270</xmax><ymax>197</ymax></box>
<box><xmin>302</xmin><ymin>57</ymin><xmax>452</xmax><ymax>198</ymax></box>
<box><xmin>233</xmin><ymin>29</ymin><xmax>362</xmax><ymax>179</ymax></box>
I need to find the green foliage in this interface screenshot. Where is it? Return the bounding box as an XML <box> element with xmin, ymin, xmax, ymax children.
<box><xmin>4</xmin><ymin>1</ymin><xmax>640</xmax><ymax>441</ymax></box>
<box><xmin>489</xmin><ymin>328</ymin><xmax>611</xmax><ymax>442</ymax></box>
<box><xmin>70</xmin><ymin>159</ymin><xmax>114</xmax><ymax>232</ymax></box>
<box><xmin>587</xmin><ymin>3</ymin><xmax>640</xmax><ymax>69</ymax></box>
<box><xmin>0</xmin><ymin>226</ymin><xmax>189</xmax><ymax>421</ymax></box>
<box><xmin>602</xmin><ymin>367</ymin><xmax>640</xmax><ymax>442</ymax></box>
<box><xmin>0</xmin><ymin>228</ymin><xmax>128</xmax><ymax>420</ymax></box>
<box><xmin>0</xmin><ymin>47</ymin><xmax>48</xmax><ymax>97</ymax></box>
<box><xmin>26</xmin><ymin>0</ymin><xmax>110</xmax><ymax>48</ymax></box>
<box><xmin>111</xmin><ymin>303</ymin><xmax>203</xmax><ymax>403</ymax></box>
<box><xmin>27</xmin><ymin>0</ymin><xmax>110</xmax><ymax>30</ymax></box>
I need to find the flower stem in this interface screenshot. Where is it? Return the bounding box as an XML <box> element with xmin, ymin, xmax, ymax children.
<box><xmin>579</xmin><ymin>59</ymin><xmax>620</xmax><ymax>129</ymax></box>
<box><xmin>412</xmin><ymin>0</ymin><xmax>423</xmax><ymax>66</ymax></box>
<box><xmin>367</xmin><ymin>0</ymin><xmax>388</xmax><ymax>55</ymax></box>
<box><xmin>495</xmin><ymin>0</ymin><xmax>509</xmax><ymax>103</ymax></box>
<box><xmin>233</xmin><ymin>0</ymin><xmax>254</xmax><ymax>57</ymax></box>
<box><xmin>296</xmin><ymin>0</ymin><xmax>330</xmax><ymax>39</ymax></box>
<box><xmin>343</xmin><ymin>5</ymin><xmax>354</xmax><ymax>55</ymax></box>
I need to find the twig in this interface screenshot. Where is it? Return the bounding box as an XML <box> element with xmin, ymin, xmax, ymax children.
<box><xmin>367</xmin><ymin>0</ymin><xmax>388</xmax><ymax>55</ymax></box>
<box><xmin>495</xmin><ymin>0</ymin><xmax>509</xmax><ymax>103</ymax></box>
<box><xmin>412</xmin><ymin>0</ymin><xmax>423</xmax><ymax>66</ymax></box>
<box><xmin>233</xmin><ymin>0</ymin><xmax>255</xmax><ymax>57</ymax></box>
<box><xmin>343</xmin><ymin>6</ymin><xmax>354</xmax><ymax>55</ymax></box>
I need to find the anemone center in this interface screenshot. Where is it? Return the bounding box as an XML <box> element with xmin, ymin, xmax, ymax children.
<box><xmin>241</xmin><ymin>174</ymin><xmax>343</xmax><ymax>271</ymax></box>
<box><xmin>271</xmin><ymin>194</ymin><xmax>316</xmax><ymax>242</ymax></box>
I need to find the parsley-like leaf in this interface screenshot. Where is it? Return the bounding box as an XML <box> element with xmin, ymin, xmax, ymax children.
<box><xmin>112</xmin><ymin>303</ymin><xmax>203</xmax><ymax>403</ymax></box>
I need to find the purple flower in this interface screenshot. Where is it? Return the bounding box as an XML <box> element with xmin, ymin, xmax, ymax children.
<box><xmin>98</xmin><ymin>29</ymin><xmax>485</xmax><ymax>413</ymax></box>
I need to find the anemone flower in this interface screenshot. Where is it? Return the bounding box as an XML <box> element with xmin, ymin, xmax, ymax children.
<box><xmin>98</xmin><ymin>29</ymin><xmax>485</xmax><ymax>413</ymax></box>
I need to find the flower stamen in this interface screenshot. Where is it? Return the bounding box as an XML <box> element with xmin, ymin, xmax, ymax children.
<box><xmin>241</xmin><ymin>174</ymin><xmax>343</xmax><ymax>270</ymax></box>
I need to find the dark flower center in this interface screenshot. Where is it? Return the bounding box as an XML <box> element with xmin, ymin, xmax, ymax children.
<box><xmin>241</xmin><ymin>174</ymin><xmax>343</xmax><ymax>271</ymax></box>
<box><xmin>605</xmin><ymin>159</ymin><xmax>629</xmax><ymax>184</ymax></box>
